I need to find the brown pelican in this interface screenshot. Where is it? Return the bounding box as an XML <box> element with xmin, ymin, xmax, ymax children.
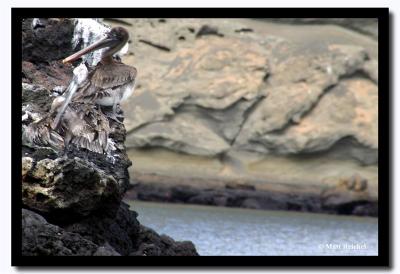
<box><xmin>52</xmin><ymin>26</ymin><xmax>137</xmax><ymax>129</ymax></box>
<box><xmin>23</xmin><ymin>97</ymin><xmax>113</xmax><ymax>154</ymax></box>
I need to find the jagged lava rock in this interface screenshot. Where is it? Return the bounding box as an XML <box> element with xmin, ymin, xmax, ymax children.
<box><xmin>22</xmin><ymin>156</ymin><xmax>123</xmax><ymax>221</ymax></box>
<box><xmin>131</xmin><ymin>226</ymin><xmax>198</xmax><ymax>256</ymax></box>
<box><xmin>22</xmin><ymin>18</ymin><xmax>75</xmax><ymax>63</ymax></box>
<box><xmin>22</xmin><ymin>209</ymin><xmax>120</xmax><ymax>256</ymax></box>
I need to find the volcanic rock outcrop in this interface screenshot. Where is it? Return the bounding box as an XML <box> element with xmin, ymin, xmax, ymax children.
<box><xmin>21</xmin><ymin>18</ymin><xmax>198</xmax><ymax>256</ymax></box>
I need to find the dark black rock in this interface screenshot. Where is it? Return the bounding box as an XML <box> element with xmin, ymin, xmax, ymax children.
<box><xmin>63</xmin><ymin>202</ymin><xmax>140</xmax><ymax>255</ymax></box>
<box><xmin>171</xmin><ymin>185</ymin><xmax>198</xmax><ymax>202</ymax></box>
<box><xmin>136</xmin><ymin>183</ymin><xmax>173</xmax><ymax>201</ymax></box>
<box><xmin>22</xmin><ymin>18</ymin><xmax>75</xmax><ymax>63</ymax></box>
<box><xmin>130</xmin><ymin>226</ymin><xmax>199</xmax><ymax>256</ymax></box>
<box><xmin>22</xmin><ymin>209</ymin><xmax>120</xmax><ymax>256</ymax></box>
<box><xmin>22</xmin><ymin>19</ymin><xmax>74</xmax><ymax>90</ymax></box>
<box><xmin>196</xmin><ymin>25</ymin><xmax>224</xmax><ymax>38</ymax></box>
<box><xmin>187</xmin><ymin>193</ymin><xmax>216</xmax><ymax>205</ymax></box>
<box><xmin>225</xmin><ymin>182</ymin><xmax>256</xmax><ymax>191</ymax></box>
<box><xmin>128</xmin><ymin>179</ymin><xmax>377</xmax><ymax>217</ymax></box>
<box><xmin>234</xmin><ymin>28</ymin><xmax>254</xmax><ymax>33</ymax></box>
<box><xmin>352</xmin><ymin>202</ymin><xmax>378</xmax><ymax>217</ymax></box>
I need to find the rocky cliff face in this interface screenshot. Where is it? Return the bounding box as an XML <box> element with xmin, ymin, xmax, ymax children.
<box><xmin>21</xmin><ymin>18</ymin><xmax>198</xmax><ymax>256</ymax></box>
<box><xmin>107</xmin><ymin>18</ymin><xmax>378</xmax><ymax>216</ymax></box>
<box><xmin>120</xmin><ymin>19</ymin><xmax>377</xmax><ymax>164</ymax></box>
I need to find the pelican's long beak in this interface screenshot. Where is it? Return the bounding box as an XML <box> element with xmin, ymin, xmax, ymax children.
<box><xmin>62</xmin><ymin>36</ymin><xmax>118</xmax><ymax>64</ymax></box>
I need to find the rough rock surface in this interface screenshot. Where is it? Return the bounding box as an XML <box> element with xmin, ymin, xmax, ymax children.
<box><xmin>124</xmin><ymin>36</ymin><xmax>269</xmax><ymax>156</ymax></box>
<box><xmin>21</xmin><ymin>18</ymin><xmax>198</xmax><ymax>256</ymax></box>
<box><xmin>117</xmin><ymin>18</ymin><xmax>378</xmax><ymax>165</ymax></box>
<box><xmin>106</xmin><ymin>18</ymin><xmax>378</xmax><ymax>216</ymax></box>
<box><xmin>22</xmin><ymin>209</ymin><xmax>120</xmax><ymax>256</ymax></box>
<box><xmin>236</xmin><ymin>77</ymin><xmax>378</xmax><ymax>164</ymax></box>
<box><xmin>22</xmin><ymin>18</ymin><xmax>75</xmax><ymax>63</ymax></box>
<box><xmin>22</xmin><ymin>156</ymin><xmax>123</xmax><ymax>221</ymax></box>
<box><xmin>130</xmin><ymin>226</ymin><xmax>198</xmax><ymax>256</ymax></box>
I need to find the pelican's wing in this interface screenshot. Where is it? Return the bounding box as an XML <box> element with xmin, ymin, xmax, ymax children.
<box><xmin>63</xmin><ymin>63</ymin><xmax>137</xmax><ymax>105</ymax></box>
<box><xmin>23</xmin><ymin>117</ymin><xmax>65</xmax><ymax>150</ymax></box>
<box><xmin>67</xmin><ymin>103</ymin><xmax>111</xmax><ymax>154</ymax></box>
<box><xmin>91</xmin><ymin>64</ymin><xmax>137</xmax><ymax>89</ymax></box>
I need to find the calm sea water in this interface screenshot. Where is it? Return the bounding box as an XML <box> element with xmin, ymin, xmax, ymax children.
<box><xmin>127</xmin><ymin>200</ymin><xmax>378</xmax><ymax>256</ymax></box>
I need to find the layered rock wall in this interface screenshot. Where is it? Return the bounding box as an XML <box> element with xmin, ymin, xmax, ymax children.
<box><xmin>110</xmin><ymin>18</ymin><xmax>379</xmax><ymax>215</ymax></box>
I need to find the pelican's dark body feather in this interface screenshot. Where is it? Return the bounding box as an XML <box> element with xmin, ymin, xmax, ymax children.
<box><xmin>70</xmin><ymin>61</ymin><xmax>137</xmax><ymax>106</ymax></box>
<box><xmin>23</xmin><ymin>102</ymin><xmax>113</xmax><ymax>154</ymax></box>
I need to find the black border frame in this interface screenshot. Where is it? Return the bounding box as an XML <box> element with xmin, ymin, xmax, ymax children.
<box><xmin>12</xmin><ymin>8</ymin><xmax>390</xmax><ymax>267</ymax></box>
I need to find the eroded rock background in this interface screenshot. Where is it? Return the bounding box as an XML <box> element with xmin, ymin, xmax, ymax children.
<box><xmin>105</xmin><ymin>18</ymin><xmax>379</xmax><ymax>216</ymax></box>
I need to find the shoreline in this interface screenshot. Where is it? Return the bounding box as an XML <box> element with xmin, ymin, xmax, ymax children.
<box><xmin>125</xmin><ymin>171</ymin><xmax>378</xmax><ymax>217</ymax></box>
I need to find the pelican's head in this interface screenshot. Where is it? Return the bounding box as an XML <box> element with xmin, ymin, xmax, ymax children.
<box><xmin>63</xmin><ymin>27</ymin><xmax>130</xmax><ymax>64</ymax></box>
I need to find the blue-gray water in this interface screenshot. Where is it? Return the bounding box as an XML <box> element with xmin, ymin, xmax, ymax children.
<box><xmin>127</xmin><ymin>201</ymin><xmax>378</xmax><ymax>256</ymax></box>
